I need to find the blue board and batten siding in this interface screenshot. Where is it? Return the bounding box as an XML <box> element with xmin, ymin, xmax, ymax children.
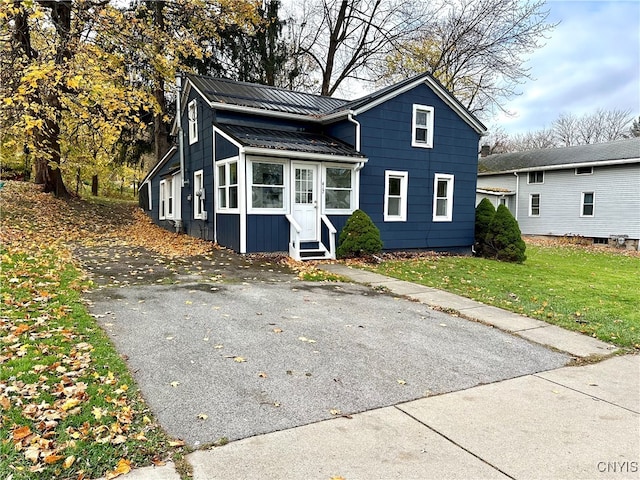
<box><xmin>356</xmin><ymin>84</ymin><xmax>480</xmax><ymax>251</ymax></box>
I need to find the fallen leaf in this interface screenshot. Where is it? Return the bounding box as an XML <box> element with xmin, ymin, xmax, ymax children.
<box><xmin>105</xmin><ymin>459</ymin><xmax>131</xmax><ymax>479</ymax></box>
<box><xmin>44</xmin><ymin>454</ymin><xmax>64</xmax><ymax>464</ymax></box>
<box><xmin>233</xmin><ymin>356</ymin><xmax>246</xmax><ymax>363</ymax></box>
<box><xmin>63</xmin><ymin>455</ymin><xmax>76</xmax><ymax>469</ymax></box>
<box><xmin>12</xmin><ymin>425</ymin><xmax>32</xmax><ymax>442</ymax></box>
<box><xmin>329</xmin><ymin>409</ymin><xmax>341</xmax><ymax>415</ymax></box>
<box><xmin>273</xmin><ymin>328</ymin><xmax>283</xmax><ymax>333</ymax></box>
<box><xmin>170</xmin><ymin>381</ymin><xmax>180</xmax><ymax>388</ymax></box>
<box><xmin>258</xmin><ymin>372</ymin><xmax>267</xmax><ymax>378</ymax></box>
<box><xmin>197</xmin><ymin>413</ymin><xmax>208</xmax><ymax>420</ymax></box>
<box><xmin>168</xmin><ymin>439</ymin><xmax>186</xmax><ymax>447</ymax></box>
<box><xmin>397</xmin><ymin>379</ymin><xmax>407</xmax><ymax>385</ymax></box>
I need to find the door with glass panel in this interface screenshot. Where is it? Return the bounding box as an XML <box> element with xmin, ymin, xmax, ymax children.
<box><xmin>292</xmin><ymin>164</ymin><xmax>319</xmax><ymax>241</ymax></box>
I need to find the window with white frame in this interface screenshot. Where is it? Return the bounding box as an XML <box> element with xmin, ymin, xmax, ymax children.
<box><xmin>193</xmin><ymin>170</ymin><xmax>206</xmax><ymax>219</ymax></box>
<box><xmin>188</xmin><ymin>99</ymin><xmax>198</xmax><ymax>144</ymax></box>
<box><xmin>250</xmin><ymin>161</ymin><xmax>285</xmax><ymax>211</ymax></box>
<box><xmin>433</xmin><ymin>173</ymin><xmax>454</xmax><ymax>222</ymax></box>
<box><xmin>581</xmin><ymin>192</ymin><xmax>594</xmax><ymax>217</ymax></box>
<box><xmin>159</xmin><ymin>177</ymin><xmax>174</xmax><ymax>219</ymax></box>
<box><xmin>324</xmin><ymin>166</ymin><xmax>354</xmax><ymax>212</ymax></box>
<box><xmin>530</xmin><ymin>193</ymin><xmax>540</xmax><ymax>216</ymax></box>
<box><xmin>576</xmin><ymin>166</ymin><xmax>593</xmax><ymax>175</ymax></box>
<box><xmin>412</xmin><ymin>104</ymin><xmax>434</xmax><ymax>148</ymax></box>
<box><xmin>216</xmin><ymin>160</ymin><xmax>238</xmax><ymax>211</ymax></box>
<box><xmin>384</xmin><ymin>171</ymin><xmax>408</xmax><ymax>221</ymax></box>
<box><xmin>528</xmin><ymin>171</ymin><xmax>544</xmax><ymax>184</ymax></box>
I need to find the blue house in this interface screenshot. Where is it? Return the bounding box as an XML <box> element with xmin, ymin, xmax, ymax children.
<box><xmin>139</xmin><ymin>73</ymin><xmax>486</xmax><ymax>259</ymax></box>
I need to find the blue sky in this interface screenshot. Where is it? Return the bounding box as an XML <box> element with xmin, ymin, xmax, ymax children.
<box><xmin>493</xmin><ymin>0</ymin><xmax>640</xmax><ymax>135</ymax></box>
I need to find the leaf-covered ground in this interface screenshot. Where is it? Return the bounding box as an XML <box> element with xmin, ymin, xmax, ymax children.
<box><xmin>1</xmin><ymin>181</ymin><xmax>291</xmax><ymax>479</ymax></box>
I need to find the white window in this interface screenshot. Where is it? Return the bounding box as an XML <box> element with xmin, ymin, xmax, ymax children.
<box><xmin>384</xmin><ymin>171</ymin><xmax>408</xmax><ymax>221</ymax></box>
<box><xmin>188</xmin><ymin>99</ymin><xmax>198</xmax><ymax>144</ymax></box>
<box><xmin>216</xmin><ymin>160</ymin><xmax>238</xmax><ymax>212</ymax></box>
<box><xmin>530</xmin><ymin>193</ymin><xmax>540</xmax><ymax>216</ymax></box>
<box><xmin>324</xmin><ymin>166</ymin><xmax>355</xmax><ymax>213</ymax></box>
<box><xmin>249</xmin><ymin>160</ymin><xmax>286</xmax><ymax>212</ymax></box>
<box><xmin>576</xmin><ymin>166</ymin><xmax>593</xmax><ymax>175</ymax></box>
<box><xmin>193</xmin><ymin>170</ymin><xmax>206</xmax><ymax>219</ymax></box>
<box><xmin>528</xmin><ymin>171</ymin><xmax>544</xmax><ymax>184</ymax></box>
<box><xmin>433</xmin><ymin>173</ymin><xmax>454</xmax><ymax>222</ymax></box>
<box><xmin>159</xmin><ymin>177</ymin><xmax>174</xmax><ymax>219</ymax></box>
<box><xmin>412</xmin><ymin>104</ymin><xmax>434</xmax><ymax>148</ymax></box>
<box><xmin>581</xmin><ymin>192</ymin><xmax>594</xmax><ymax>217</ymax></box>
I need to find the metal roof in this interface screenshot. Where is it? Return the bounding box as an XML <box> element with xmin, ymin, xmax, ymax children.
<box><xmin>479</xmin><ymin>137</ymin><xmax>640</xmax><ymax>174</ymax></box>
<box><xmin>188</xmin><ymin>75</ymin><xmax>349</xmax><ymax>116</ymax></box>
<box><xmin>219</xmin><ymin>124</ymin><xmax>365</xmax><ymax>158</ymax></box>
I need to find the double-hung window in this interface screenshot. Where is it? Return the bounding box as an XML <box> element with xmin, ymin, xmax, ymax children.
<box><xmin>412</xmin><ymin>104</ymin><xmax>434</xmax><ymax>148</ymax></box>
<box><xmin>188</xmin><ymin>99</ymin><xmax>198</xmax><ymax>144</ymax></box>
<box><xmin>250</xmin><ymin>161</ymin><xmax>285</xmax><ymax>212</ymax></box>
<box><xmin>384</xmin><ymin>171</ymin><xmax>408</xmax><ymax>221</ymax></box>
<box><xmin>159</xmin><ymin>178</ymin><xmax>173</xmax><ymax>219</ymax></box>
<box><xmin>528</xmin><ymin>171</ymin><xmax>544</xmax><ymax>184</ymax></box>
<box><xmin>324</xmin><ymin>167</ymin><xmax>354</xmax><ymax>213</ymax></box>
<box><xmin>433</xmin><ymin>174</ymin><xmax>454</xmax><ymax>222</ymax></box>
<box><xmin>193</xmin><ymin>170</ymin><xmax>205</xmax><ymax>219</ymax></box>
<box><xmin>581</xmin><ymin>192</ymin><xmax>594</xmax><ymax>217</ymax></box>
<box><xmin>530</xmin><ymin>193</ymin><xmax>540</xmax><ymax>216</ymax></box>
<box><xmin>217</xmin><ymin>160</ymin><xmax>238</xmax><ymax>212</ymax></box>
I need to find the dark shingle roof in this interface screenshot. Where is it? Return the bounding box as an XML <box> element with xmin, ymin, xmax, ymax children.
<box><xmin>188</xmin><ymin>75</ymin><xmax>349</xmax><ymax>116</ymax></box>
<box><xmin>219</xmin><ymin>124</ymin><xmax>365</xmax><ymax>158</ymax></box>
<box><xmin>479</xmin><ymin>138</ymin><xmax>640</xmax><ymax>174</ymax></box>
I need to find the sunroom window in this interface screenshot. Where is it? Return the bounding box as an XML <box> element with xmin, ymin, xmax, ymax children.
<box><xmin>217</xmin><ymin>160</ymin><xmax>238</xmax><ymax>211</ymax></box>
<box><xmin>251</xmin><ymin>161</ymin><xmax>285</xmax><ymax>210</ymax></box>
<box><xmin>325</xmin><ymin>167</ymin><xmax>353</xmax><ymax>212</ymax></box>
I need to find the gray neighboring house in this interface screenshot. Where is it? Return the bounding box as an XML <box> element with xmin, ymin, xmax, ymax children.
<box><xmin>476</xmin><ymin>137</ymin><xmax>640</xmax><ymax>250</ymax></box>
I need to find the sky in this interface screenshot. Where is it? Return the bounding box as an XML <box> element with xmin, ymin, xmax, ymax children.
<box><xmin>493</xmin><ymin>0</ymin><xmax>640</xmax><ymax>135</ymax></box>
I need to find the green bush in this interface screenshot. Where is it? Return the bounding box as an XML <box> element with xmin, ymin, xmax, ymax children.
<box><xmin>474</xmin><ymin>198</ymin><xmax>496</xmax><ymax>256</ymax></box>
<box><xmin>485</xmin><ymin>204</ymin><xmax>526</xmax><ymax>263</ymax></box>
<box><xmin>337</xmin><ymin>209</ymin><xmax>383</xmax><ymax>259</ymax></box>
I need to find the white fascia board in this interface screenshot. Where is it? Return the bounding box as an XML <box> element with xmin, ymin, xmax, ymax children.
<box><xmin>140</xmin><ymin>146</ymin><xmax>178</xmax><ymax>187</ymax></box>
<box><xmin>479</xmin><ymin>157</ymin><xmax>640</xmax><ymax>176</ymax></box>
<box><xmin>243</xmin><ymin>147</ymin><xmax>368</xmax><ymax>164</ymax></box>
<box><xmin>344</xmin><ymin>77</ymin><xmax>486</xmax><ymax>135</ymax></box>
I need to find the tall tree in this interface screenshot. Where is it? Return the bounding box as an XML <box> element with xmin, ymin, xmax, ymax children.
<box><xmin>286</xmin><ymin>0</ymin><xmax>420</xmax><ymax>96</ymax></box>
<box><xmin>382</xmin><ymin>0</ymin><xmax>554</xmax><ymax>116</ymax></box>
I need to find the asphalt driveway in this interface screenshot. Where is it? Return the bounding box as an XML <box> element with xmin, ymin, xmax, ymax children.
<box><xmin>78</xmin><ymin>245</ymin><xmax>569</xmax><ymax>447</ymax></box>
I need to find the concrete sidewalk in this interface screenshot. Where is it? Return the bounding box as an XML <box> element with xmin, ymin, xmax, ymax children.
<box><xmin>108</xmin><ymin>265</ymin><xmax>638</xmax><ymax>480</ymax></box>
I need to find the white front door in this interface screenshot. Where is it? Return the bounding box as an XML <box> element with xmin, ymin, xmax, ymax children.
<box><xmin>292</xmin><ymin>163</ymin><xmax>319</xmax><ymax>241</ymax></box>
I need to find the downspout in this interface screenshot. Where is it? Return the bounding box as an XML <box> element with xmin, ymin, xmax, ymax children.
<box><xmin>176</xmin><ymin>74</ymin><xmax>185</xmax><ymax>188</ymax></box>
<box><xmin>513</xmin><ymin>172</ymin><xmax>519</xmax><ymax>220</ymax></box>
<box><xmin>347</xmin><ymin>112</ymin><xmax>361</xmax><ymax>152</ymax></box>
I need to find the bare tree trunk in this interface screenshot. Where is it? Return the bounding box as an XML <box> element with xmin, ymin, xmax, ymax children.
<box><xmin>92</xmin><ymin>175</ymin><xmax>99</xmax><ymax>196</ymax></box>
<box><xmin>152</xmin><ymin>0</ymin><xmax>171</xmax><ymax>163</ymax></box>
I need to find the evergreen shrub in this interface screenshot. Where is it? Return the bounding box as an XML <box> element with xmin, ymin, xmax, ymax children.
<box><xmin>485</xmin><ymin>204</ymin><xmax>527</xmax><ymax>263</ymax></box>
<box><xmin>336</xmin><ymin>209</ymin><xmax>383</xmax><ymax>259</ymax></box>
<box><xmin>474</xmin><ymin>198</ymin><xmax>496</xmax><ymax>256</ymax></box>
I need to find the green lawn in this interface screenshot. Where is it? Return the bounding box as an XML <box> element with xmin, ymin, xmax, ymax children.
<box><xmin>366</xmin><ymin>244</ymin><xmax>640</xmax><ymax>349</ymax></box>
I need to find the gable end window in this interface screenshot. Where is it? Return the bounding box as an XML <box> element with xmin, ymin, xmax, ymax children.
<box><xmin>188</xmin><ymin>99</ymin><xmax>198</xmax><ymax>144</ymax></box>
<box><xmin>530</xmin><ymin>193</ymin><xmax>540</xmax><ymax>216</ymax></box>
<box><xmin>411</xmin><ymin>104</ymin><xmax>434</xmax><ymax>148</ymax></box>
<box><xmin>528</xmin><ymin>171</ymin><xmax>544</xmax><ymax>184</ymax></box>
<box><xmin>433</xmin><ymin>173</ymin><xmax>454</xmax><ymax>222</ymax></box>
<box><xmin>384</xmin><ymin>171</ymin><xmax>408</xmax><ymax>221</ymax></box>
<box><xmin>581</xmin><ymin>192</ymin><xmax>595</xmax><ymax>217</ymax></box>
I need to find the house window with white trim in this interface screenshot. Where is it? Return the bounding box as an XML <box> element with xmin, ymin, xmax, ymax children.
<box><xmin>324</xmin><ymin>166</ymin><xmax>354</xmax><ymax>212</ymax></box>
<box><xmin>581</xmin><ymin>192</ymin><xmax>594</xmax><ymax>217</ymax></box>
<box><xmin>250</xmin><ymin>161</ymin><xmax>285</xmax><ymax>211</ymax></box>
<box><xmin>188</xmin><ymin>99</ymin><xmax>198</xmax><ymax>144</ymax></box>
<box><xmin>159</xmin><ymin>177</ymin><xmax>174</xmax><ymax>219</ymax></box>
<box><xmin>528</xmin><ymin>171</ymin><xmax>544</xmax><ymax>184</ymax></box>
<box><xmin>384</xmin><ymin>171</ymin><xmax>408</xmax><ymax>221</ymax></box>
<box><xmin>530</xmin><ymin>193</ymin><xmax>540</xmax><ymax>216</ymax></box>
<box><xmin>412</xmin><ymin>104</ymin><xmax>434</xmax><ymax>148</ymax></box>
<box><xmin>576</xmin><ymin>166</ymin><xmax>593</xmax><ymax>175</ymax></box>
<box><xmin>216</xmin><ymin>160</ymin><xmax>238</xmax><ymax>211</ymax></box>
<box><xmin>433</xmin><ymin>173</ymin><xmax>454</xmax><ymax>222</ymax></box>
<box><xmin>193</xmin><ymin>170</ymin><xmax>206</xmax><ymax>219</ymax></box>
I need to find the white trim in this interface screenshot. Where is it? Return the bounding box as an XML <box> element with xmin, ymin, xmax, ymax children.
<box><xmin>575</xmin><ymin>166</ymin><xmax>594</xmax><ymax>175</ymax></box>
<box><xmin>411</xmin><ymin>104</ymin><xmax>434</xmax><ymax>148</ymax></box>
<box><xmin>239</xmin><ymin>151</ymin><xmax>247</xmax><ymax>253</ymax></box>
<box><xmin>247</xmin><ymin>157</ymin><xmax>289</xmax><ymax>214</ymax></box>
<box><xmin>188</xmin><ymin>99</ymin><xmax>198</xmax><ymax>144</ymax></box>
<box><xmin>215</xmin><ymin>158</ymin><xmax>240</xmax><ymax>214</ymax></box>
<box><xmin>140</xmin><ymin>146</ymin><xmax>177</xmax><ymax>188</ymax></box>
<box><xmin>291</xmin><ymin>162</ymin><xmax>321</xmax><ymax>241</ymax></box>
<box><xmin>527</xmin><ymin>171</ymin><xmax>544</xmax><ymax>184</ymax></box>
<box><xmin>580</xmin><ymin>191</ymin><xmax>595</xmax><ymax>217</ymax></box>
<box><xmin>433</xmin><ymin>173</ymin><xmax>454</xmax><ymax>222</ymax></box>
<box><xmin>384</xmin><ymin>170</ymin><xmax>408</xmax><ymax>222</ymax></box>
<box><xmin>193</xmin><ymin>169</ymin><xmax>206</xmax><ymax>219</ymax></box>
<box><xmin>529</xmin><ymin>193</ymin><xmax>541</xmax><ymax>217</ymax></box>
<box><xmin>322</xmin><ymin>164</ymin><xmax>357</xmax><ymax>215</ymax></box>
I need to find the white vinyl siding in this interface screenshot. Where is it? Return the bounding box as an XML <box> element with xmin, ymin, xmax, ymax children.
<box><xmin>411</xmin><ymin>104</ymin><xmax>434</xmax><ymax>148</ymax></box>
<box><xmin>433</xmin><ymin>173</ymin><xmax>454</xmax><ymax>222</ymax></box>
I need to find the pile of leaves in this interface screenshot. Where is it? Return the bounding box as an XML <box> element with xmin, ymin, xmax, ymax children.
<box><xmin>0</xmin><ymin>181</ymin><xmax>195</xmax><ymax>479</ymax></box>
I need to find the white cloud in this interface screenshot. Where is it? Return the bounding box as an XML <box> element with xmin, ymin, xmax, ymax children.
<box><xmin>497</xmin><ymin>0</ymin><xmax>640</xmax><ymax>135</ymax></box>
